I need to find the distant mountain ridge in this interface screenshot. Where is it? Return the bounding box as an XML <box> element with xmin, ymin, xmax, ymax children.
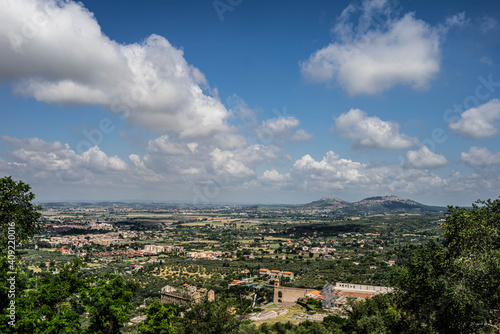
<box><xmin>302</xmin><ymin>195</ymin><xmax>445</xmax><ymax>214</ymax></box>
<box><xmin>309</xmin><ymin>196</ymin><xmax>348</xmax><ymax>204</ymax></box>
<box><xmin>40</xmin><ymin>195</ymin><xmax>446</xmax><ymax>214</ymax></box>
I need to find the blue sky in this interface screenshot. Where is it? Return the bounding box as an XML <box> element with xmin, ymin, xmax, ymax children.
<box><xmin>1</xmin><ymin>0</ymin><xmax>499</xmax><ymax>206</ymax></box>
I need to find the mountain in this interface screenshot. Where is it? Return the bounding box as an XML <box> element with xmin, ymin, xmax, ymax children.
<box><xmin>352</xmin><ymin>195</ymin><xmax>444</xmax><ymax>213</ymax></box>
<box><xmin>301</xmin><ymin>196</ymin><xmax>349</xmax><ymax>211</ymax></box>
<box><xmin>299</xmin><ymin>195</ymin><xmax>445</xmax><ymax>215</ymax></box>
<box><xmin>308</xmin><ymin>196</ymin><xmax>348</xmax><ymax>204</ymax></box>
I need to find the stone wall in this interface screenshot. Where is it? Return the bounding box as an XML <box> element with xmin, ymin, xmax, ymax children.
<box><xmin>160</xmin><ymin>291</ymin><xmax>191</xmax><ymax>306</ymax></box>
<box><xmin>273</xmin><ymin>280</ymin><xmax>317</xmax><ymax>304</ymax></box>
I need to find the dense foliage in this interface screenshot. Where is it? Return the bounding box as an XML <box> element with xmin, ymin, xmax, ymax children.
<box><xmin>0</xmin><ymin>176</ymin><xmax>43</xmax><ymax>249</ymax></box>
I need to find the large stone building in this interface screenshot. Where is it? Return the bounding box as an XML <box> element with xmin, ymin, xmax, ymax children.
<box><xmin>144</xmin><ymin>244</ymin><xmax>165</xmax><ymax>253</ymax></box>
<box><xmin>273</xmin><ymin>280</ymin><xmax>393</xmax><ymax>307</ymax></box>
<box><xmin>160</xmin><ymin>284</ymin><xmax>215</xmax><ymax>306</ymax></box>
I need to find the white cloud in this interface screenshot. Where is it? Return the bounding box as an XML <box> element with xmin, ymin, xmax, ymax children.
<box><xmin>81</xmin><ymin>146</ymin><xmax>128</xmax><ymax>173</ymax></box>
<box><xmin>226</xmin><ymin>94</ymin><xmax>257</xmax><ymax>124</ymax></box>
<box><xmin>479</xmin><ymin>15</ymin><xmax>498</xmax><ymax>33</ymax></box>
<box><xmin>139</xmin><ymin>134</ymin><xmax>280</xmax><ymax>185</ymax></box>
<box><xmin>292</xmin><ymin>152</ymin><xmax>365</xmax><ymax>186</ymax></box>
<box><xmin>291</xmin><ymin>129</ymin><xmax>314</xmax><ymax>141</ymax></box>
<box><xmin>210</xmin><ymin>148</ymin><xmax>255</xmax><ymax>178</ymax></box>
<box><xmin>3</xmin><ymin>135</ymin><xmax>500</xmax><ymax>205</ymax></box>
<box><xmin>252</xmin><ymin>150</ymin><xmax>500</xmax><ymax>203</ymax></box>
<box><xmin>18</xmin><ymin>80</ymin><xmax>110</xmax><ymax>105</ymax></box>
<box><xmin>2</xmin><ymin>136</ymin><xmax>66</xmax><ymax>152</ymax></box>
<box><xmin>449</xmin><ymin>99</ymin><xmax>500</xmax><ymax>138</ymax></box>
<box><xmin>0</xmin><ymin>0</ymin><xmax>231</xmax><ymax>139</ymax></box>
<box><xmin>335</xmin><ymin>108</ymin><xmax>417</xmax><ymax>149</ymax></box>
<box><xmin>128</xmin><ymin>154</ymin><xmax>162</xmax><ymax>183</ymax></box>
<box><xmin>460</xmin><ymin>147</ymin><xmax>500</xmax><ymax>167</ymax></box>
<box><xmin>405</xmin><ymin>146</ymin><xmax>448</xmax><ymax>169</ymax></box>
<box><xmin>443</xmin><ymin>12</ymin><xmax>468</xmax><ymax>31</ymax></box>
<box><xmin>260</xmin><ymin>169</ymin><xmax>289</xmax><ymax>182</ymax></box>
<box><xmin>0</xmin><ymin>134</ymin><xmax>282</xmax><ymax>199</ymax></box>
<box><xmin>256</xmin><ymin>117</ymin><xmax>313</xmax><ymax>145</ymax></box>
<box><xmin>147</xmin><ymin>135</ymin><xmax>190</xmax><ymax>156</ymax></box>
<box><xmin>1</xmin><ymin>136</ymin><xmax>128</xmax><ymax>181</ymax></box>
<box><xmin>181</xmin><ymin>167</ymin><xmax>201</xmax><ymax>175</ymax></box>
<box><xmin>254</xmin><ymin>150</ymin><xmax>450</xmax><ymax>196</ymax></box>
<box><xmin>299</xmin><ymin>0</ymin><xmax>462</xmax><ymax>95</ymax></box>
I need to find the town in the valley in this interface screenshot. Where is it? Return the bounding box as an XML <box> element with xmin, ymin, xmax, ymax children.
<box><xmin>18</xmin><ymin>198</ymin><xmax>444</xmax><ymax>327</ymax></box>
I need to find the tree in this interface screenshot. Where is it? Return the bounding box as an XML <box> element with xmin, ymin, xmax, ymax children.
<box><xmin>81</xmin><ymin>274</ymin><xmax>140</xmax><ymax>334</ymax></box>
<box><xmin>442</xmin><ymin>198</ymin><xmax>500</xmax><ymax>256</ymax></box>
<box><xmin>0</xmin><ymin>178</ymin><xmax>143</xmax><ymax>333</ymax></box>
<box><xmin>0</xmin><ymin>177</ymin><xmax>43</xmax><ymax>331</ymax></box>
<box><xmin>174</xmin><ymin>298</ymin><xmax>243</xmax><ymax>334</ymax></box>
<box><xmin>341</xmin><ymin>293</ymin><xmax>404</xmax><ymax>334</ymax></box>
<box><xmin>391</xmin><ymin>198</ymin><xmax>500</xmax><ymax>333</ymax></box>
<box><xmin>1</xmin><ymin>260</ymin><xmax>86</xmax><ymax>334</ymax></box>
<box><xmin>0</xmin><ymin>176</ymin><xmax>43</xmax><ymax>250</ymax></box>
<box><xmin>138</xmin><ymin>299</ymin><xmax>176</xmax><ymax>334</ymax></box>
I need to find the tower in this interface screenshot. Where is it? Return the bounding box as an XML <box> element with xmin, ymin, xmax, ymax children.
<box><xmin>273</xmin><ymin>279</ymin><xmax>281</xmax><ymax>304</ymax></box>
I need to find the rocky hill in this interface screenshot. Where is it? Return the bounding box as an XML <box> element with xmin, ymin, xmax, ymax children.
<box><xmin>300</xmin><ymin>195</ymin><xmax>445</xmax><ymax>215</ymax></box>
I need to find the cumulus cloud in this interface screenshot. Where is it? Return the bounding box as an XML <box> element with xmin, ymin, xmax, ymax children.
<box><xmin>405</xmin><ymin>146</ymin><xmax>448</xmax><ymax>169</ymax></box>
<box><xmin>3</xmin><ymin>135</ymin><xmax>499</xmax><ymax>204</ymax></box>
<box><xmin>210</xmin><ymin>148</ymin><xmax>255</xmax><ymax>178</ymax></box>
<box><xmin>252</xmin><ymin>150</ymin><xmax>500</xmax><ymax>203</ymax></box>
<box><xmin>139</xmin><ymin>133</ymin><xmax>281</xmax><ymax>186</ymax></box>
<box><xmin>1</xmin><ymin>136</ymin><xmax>128</xmax><ymax>183</ymax></box>
<box><xmin>292</xmin><ymin>151</ymin><xmax>366</xmax><ymax>186</ymax></box>
<box><xmin>260</xmin><ymin>169</ymin><xmax>289</xmax><ymax>183</ymax></box>
<box><xmin>461</xmin><ymin>147</ymin><xmax>500</xmax><ymax>167</ymax></box>
<box><xmin>299</xmin><ymin>0</ymin><xmax>463</xmax><ymax>95</ymax></box>
<box><xmin>147</xmin><ymin>135</ymin><xmax>191</xmax><ymax>156</ymax></box>
<box><xmin>0</xmin><ymin>0</ymin><xmax>231</xmax><ymax>138</ymax></box>
<box><xmin>443</xmin><ymin>12</ymin><xmax>468</xmax><ymax>32</ymax></box>
<box><xmin>125</xmin><ymin>153</ymin><xmax>163</xmax><ymax>183</ymax></box>
<box><xmin>226</xmin><ymin>94</ymin><xmax>257</xmax><ymax>125</ymax></box>
<box><xmin>449</xmin><ymin>99</ymin><xmax>500</xmax><ymax>138</ymax></box>
<box><xmin>335</xmin><ymin>108</ymin><xmax>417</xmax><ymax>149</ymax></box>
<box><xmin>2</xmin><ymin>136</ymin><xmax>66</xmax><ymax>152</ymax></box>
<box><xmin>256</xmin><ymin>117</ymin><xmax>313</xmax><ymax>145</ymax></box>
<box><xmin>81</xmin><ymin>146</ymin><xmax>128</xmax><ymax>173</ymax></box>
<box><xmin>0</xmin><ymin>133</ymin><xmax>286</xmax><ymax>202</ymax></box>
<box><xmin>255</xmin><ymin>150</ymin><xmax>450</xmax><ymax>196</ymax></box>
